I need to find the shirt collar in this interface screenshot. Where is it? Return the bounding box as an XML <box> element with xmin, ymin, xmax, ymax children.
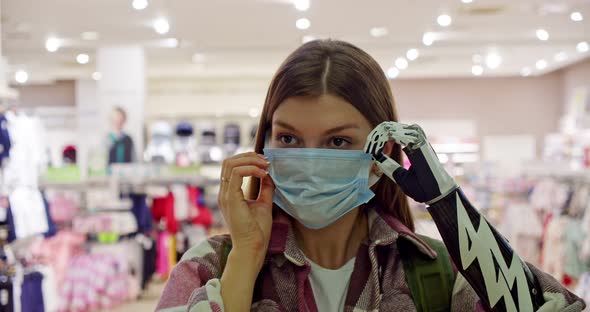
<box><xmin>266</xmin><ymin>206</ymin><xmax>437</xmax><ymax>268</ymax></box>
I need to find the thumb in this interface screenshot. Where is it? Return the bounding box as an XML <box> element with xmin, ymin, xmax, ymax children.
<box><xmin>374</xmin><ymin>153</ymin><xmax>404</xmax><ymax>183</ymax></box>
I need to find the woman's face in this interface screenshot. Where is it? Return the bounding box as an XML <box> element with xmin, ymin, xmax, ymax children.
<box><xmin>270</xmin><ymin>94</ymin><xmax>373</xmax><ymax>150</ymax></box>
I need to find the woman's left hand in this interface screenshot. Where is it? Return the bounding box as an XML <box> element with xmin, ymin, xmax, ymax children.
<box><xmin>364</xmin><ymin>122</ymin><xmax>457</xmax><ymax>204</ymax></box>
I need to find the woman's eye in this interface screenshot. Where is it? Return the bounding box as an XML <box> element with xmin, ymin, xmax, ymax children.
<box><xmin>330</xmin><ymin>137</ymin><xmax>351</xmax><ymax>148</ymax></box>
<box><xmin>279</xmin><ymin>135</ymin><xmax>298</xmax><ymax>145</ymax></box>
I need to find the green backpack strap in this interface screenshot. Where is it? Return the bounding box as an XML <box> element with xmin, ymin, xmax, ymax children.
<box><xmin>398</xmin><ymin>234</ymin><xmax>455</xmax><ymax>312</ymax></box>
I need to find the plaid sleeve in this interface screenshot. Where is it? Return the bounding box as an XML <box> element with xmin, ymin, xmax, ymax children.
<box><xmin>156</xmin><ymin>235</ymin><xmax>230</xmax><ymax>312</ymax></box>
<box><xmin>450</xmin><ymin>264</ymin><xmax>587</xmax><ymax>312</ymax></box>
<box><xmin>528</xmin><ymin>263</ymin><xmax>586</xmax><ymax>311</ymax></box>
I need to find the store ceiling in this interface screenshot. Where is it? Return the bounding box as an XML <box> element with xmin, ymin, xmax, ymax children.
<box><xmin>1</xmin><ymin>0</ymin><xmax>589</xmax><ymax>83</ymax></box>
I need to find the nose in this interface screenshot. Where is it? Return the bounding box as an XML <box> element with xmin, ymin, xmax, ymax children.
<box><xmin>303</xmin><ymin>139</ymin><xmax>323</xmax><ymax>149</ymax></box>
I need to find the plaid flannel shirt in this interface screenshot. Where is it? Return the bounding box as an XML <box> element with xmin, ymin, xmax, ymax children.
<box><xmin>156</xmin><ymin>207</ymin><xmax>585</xmax><ymax>312</ymax></box>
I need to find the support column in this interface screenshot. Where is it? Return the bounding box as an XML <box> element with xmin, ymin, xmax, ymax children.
<box><xmin>96</xmin><ymin>46</ymin><xmax>146</xmax><ymax>157</ymax></box>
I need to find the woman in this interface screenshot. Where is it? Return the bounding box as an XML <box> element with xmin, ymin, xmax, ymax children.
<box><xmin>156</xmin><ymin>40</ymin><xmax>584</xmax><ymax>311</ymax></box>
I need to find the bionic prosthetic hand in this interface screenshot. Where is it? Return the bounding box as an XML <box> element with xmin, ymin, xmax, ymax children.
<box><xmin>365</xmin><ymin>122</ymin><xmax>545</xmax><ymax>312</ymax></box>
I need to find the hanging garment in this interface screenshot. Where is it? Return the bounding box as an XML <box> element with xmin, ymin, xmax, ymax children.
<box><xmin>28</xmin><ymin>231</ymin><xmax>86</xmax><ymax>287</ymax></box>
<box><xmin>8</xmin><ymin>188</ymin><xmax>56</xmax><ymax>242</ymax></box>
<box><xmin>563</xmin><ymin>218</ymin><xmax>590</xmax><ymax>278</ymax></box>
<box><xmin>168</xmin><ymin>235</ymin><xmax>177</xmax><ymax>272</ymax></box>
<box><xmin>156</xmin><ymin>232</ymin><xmax>171</xmax><ymax>279</ymax></box>
<box><xmin>152</xmin><ymin>193</ymin><xmax>178</xmax><ymax>233</ymax></box>
<box><xmin>138</xmin><ymin>234</ymin><xmax>157</xmax><ymax>290</ymax></box>
<box><xmin>144</xmin><ymin>122</ymin><xmax>174</xmax><ymax>164</ymax></box>
<box><xmin>48</xmin><ymin>193</ymin><xmax>79</xmax><ymax>224</ymax></box>
<box><xmin>20</xmin><ymin>271</ymin><xmax>44</xmax><ymax>312</ymax></box>
<box><xmin>38</xmin><ymin>267</ymin><xmax>58</xmax><ymax>312</ymax></box>
<box><xmin>0</xmin><ymin>114</ymin><xmax>10</xmax><ymax>167</ymax></box>
<box><xmin>541</xmin><ymin>216</ymin><xmax>568</xmax><ymax>281</ymax></box>
<box><xmin>197</xmin><ymin>124</ymin><xmax>222</xmax><ymax>164</ymax></box>
<box><xmin>170</xmin><ymin>184</ymin><xmax>189</xmax><ymax>221</ymax></box>
<box><xmin>182</xmin><ymin>224</ymin><xmax>208</xmax><ymax>249</ymax></box>
<box><xmin>2</xmin><ymin>113</ymin><xmax>48</xmax><ymax>188</ymax></box>
<box><xmin>223</xmin><ymin>123</ymin><xmax>241</xmax><ymax>157</ymax></box>
<box><xmin>108</xmin><ymin>132</ymin><xmax>135</xmax><ymax>164</ymax></box>
<box><xmin>129</xmin><ymin>193</ymin><xmax>152</xmax><ymax>233</ymax></box>
<box><xmin>174</xmin><ymin>122</ymin><xmax>197</xmax><ymax>166</ymax></box>
<box><xmin>187</xmin><ymin>187</ymin><xmax>212</xmax><ymax>229</ymax></box>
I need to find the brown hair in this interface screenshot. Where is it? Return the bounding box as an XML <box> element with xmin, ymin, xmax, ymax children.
<box><xmin>248</xmin><ymin>39</ymin><xmax>414</xmax><ymax>231</ymax></box>
<box><xmin>112</xmin><ymin>106</ymin><xmax>127</xmax><ymax>122</ymax></box>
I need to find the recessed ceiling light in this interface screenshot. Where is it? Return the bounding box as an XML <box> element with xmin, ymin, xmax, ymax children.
<box><xmin>154</xmin><ymin>18</ymin><xmax>170</xmax><ymax>34</ymax></box>
<box><xmin>554</xmin><ymin>51</ymin><xmax>568</xmax><ymax>62</ymax></box>
<box><xmin>45</xmin><ymin>37</ymin><xmax>60</xmax><ymax>52</ymax></box>
<box><xmin>76</xmin><ymin>53</ymin><xmax>90</xmax><ymax>64</ymax></box>
<box><xmin>370</xmin><ymin>27</ymin><xmax>388</xmax><ymax>38</ymax></box>
<box><xmin>293</xmin><ymin>0</ymin><xmax>310</xmax><ymax>12</ymax></box>
<box><xmin>296</xmin><ymin>18</ymin><xmax>311</xmax><ymax>30</ymax></box>
<box><xmin>81</xmin><ymin>32</ymin><xmax>99</xmax><ymax>41</ymax></box>
<box><xmin>15</xmin><ymin>70</ymin><xmax>28</xmax><ymax>84</ymax></box>
<box><xmin>192</xmin><ymin>53</ymin><xmax>206</xmax><ymax>63</ymax></box>
<box><xmin>386</xmin><ymin>67</ymin><xmax>399</xmax><ymax>79</ymax></box>
<box><xmin>302</xmin><ymin>35</ymin><xmax>316</xmax><ymax>44</ymax></box>
<box><xmin>535</xmin><ymin>59</ymin><xmax>548</xmax><ymax>70</ymax></box>
<box><xmin>132</xmin><ymin>0</ymin><xmax>148</xmax><ymax>10</ymax></box>
<box><xmin>471</xmin><ymin>65</ymin><xmax>483</xmax><ymax>76</ymax></box>
<box><xmin>437</xmin><ymin>14</ymin><xmax>452</xmax><ymax>27</ymax></box>
<box><xmin>422</xmin><ymin>32</ymin><xmax>435</xmax><ymax>46</ymax></box>
<box><xmin>520</xmin><ymin>67</ymin><xmax>532</xmax><ymax>77</ymax></box>
<box><xmin>577</xmin><ymin>41</ymin><xmax>589</xmax><ymax>53</ymax></box>
<box><xmin>461</xmin><ymin>0</ymin><xmax>473</xmax><ymax>3</ymax></box>
<box><xmin>92</xmin><ymin>72</ymin><xmax>102</xmax><ymax>81</ymax></box>
<box><xmin>395</xmin><ymin>57</ymin><xmax>409</xmax><ymax>70</ymax></box>
<box><xmin>485</xmin><ymin>52</ymin><xmax>502</xmax><ymax>69</ymax></box>
<box><xmin>406</xmin><ymin>48</ymin><xmax>419</xmax><ymax>61</ymax></box>
<box><xmin>570</xmin><ymin>11</ymin><xmax>583</xmax><ymax>22</ymax></box>
<box><xmin>164</xmin><ymin>38</ymin><xmax>179</xmax><ymax>48</ymax></box>
<box><xmin>536</xmin><ymin>29</ymin><xmax>549</xmax><ymax>41</ymax></box>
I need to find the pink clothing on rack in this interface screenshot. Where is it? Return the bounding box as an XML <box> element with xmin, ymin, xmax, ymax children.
<box><xmin>72</xmin><ymin>212</ymin><xmax>138</xmax><ymax>235</ymax></box>
<box><xmin>58</xmin><ymin>254</ymin><xmax>132</xmax><ymax>312</ymax></box>
<box><xmin>49</xmin><ymin>194</ymin><xmax>80</xmax><ymax>223</ymax></box>
<box><xmin>156</xmin><ymin>231</ymin><xmax>171</xmax><ymax>278</ymax></box>
<box><xmin>29</xmin><ymin>230</ymin><xmax>86</xmax><ymax>286</ymax></box>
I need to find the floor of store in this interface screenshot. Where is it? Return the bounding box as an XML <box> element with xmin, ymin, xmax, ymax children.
<box><xmin>105</xmin><ymin>282</ymin><xmax>165</xmax><ymax>312</ymax></box>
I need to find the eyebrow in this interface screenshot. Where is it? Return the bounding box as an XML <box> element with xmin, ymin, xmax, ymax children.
<box><xmin>273</xmin><ymin>120</ymin><xmax>360</xmax><ymax>135</ymax></box>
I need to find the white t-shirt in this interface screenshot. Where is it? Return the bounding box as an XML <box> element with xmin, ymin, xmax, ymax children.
<box><xmin>305</xmin><ymin>256</ymin><xmax>356</xmax><ymax>311</ymax></box>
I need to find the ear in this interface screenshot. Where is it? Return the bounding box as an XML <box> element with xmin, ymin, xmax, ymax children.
<box><xmin>382</xmin><ymin>140</ymin><xmax>394</xmax><ymax>156</ymax></box>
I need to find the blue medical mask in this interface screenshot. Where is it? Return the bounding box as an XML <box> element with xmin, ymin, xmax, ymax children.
<box><xmin>263</xmin><ymin>148</ymin><xmax>376</xmax><ymax>229</ymax></box>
